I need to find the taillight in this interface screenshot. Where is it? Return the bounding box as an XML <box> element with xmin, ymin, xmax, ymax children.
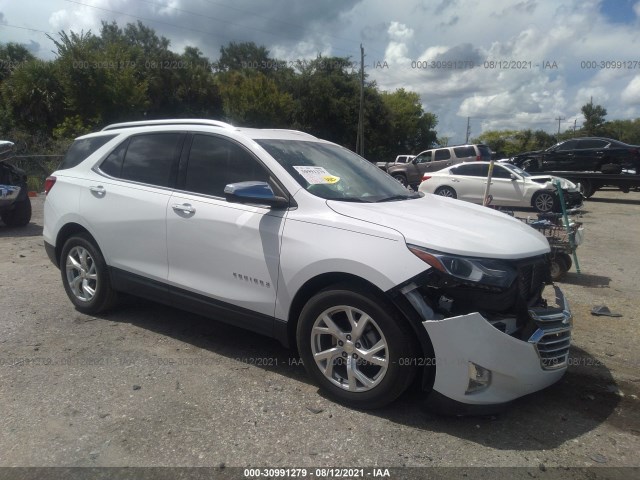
<box><xmin>44</xmin><ymin>176</ymin><xmax>56</xmax><ymax>194</ymax></box>
<box><xmin>422</xmin><ymin>175</ymin><xmax>431</xmax><ymax>181</ymax></box>
<box><xmin>476</xmin><ymin>155</ymin><xmax>481</xmax><ymax>161</ymax></box>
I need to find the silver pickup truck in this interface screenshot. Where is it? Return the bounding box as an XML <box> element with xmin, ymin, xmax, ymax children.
<box><xmin>376</xmin><ymin>154</ymin><xmax>415</xmax><ymax>172</ymax></box>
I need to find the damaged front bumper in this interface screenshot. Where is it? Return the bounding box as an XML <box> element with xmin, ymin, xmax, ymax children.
<box><xmin>405</xmin><ymin>284</ymin><xmax>572</xmax><ymax>410</ymax></box>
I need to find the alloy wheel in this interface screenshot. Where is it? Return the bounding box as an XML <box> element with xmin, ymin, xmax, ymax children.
<box><xmin>65</xmin><ymin>246</ymin><xmax>98</xmax><ymax>302</ymax></box>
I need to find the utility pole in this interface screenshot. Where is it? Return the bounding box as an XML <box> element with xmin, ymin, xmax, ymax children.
<box><xmin>465</xmin><ymin>117</ymin><xmax>471</xmax><ymax>144</ymax></box>
<box><xmin>356</xmin><ymin>44</ymin><xmax>365</xmax><ymax>156</ymax></box>
<box><xmin>555</xmin><ymin>116</ymin><xmax>565</xmax><ymax>138</ymax></box>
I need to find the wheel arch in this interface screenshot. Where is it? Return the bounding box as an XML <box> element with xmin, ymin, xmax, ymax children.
<box><xmin>285</xmin><ymin>271</ymin><xmax>435</xmax><ymax>390</ymax></box>
<box><xmin>54</xmin><ymin>223</ymin><xmax>101</xmax><ymax>267</ymax></box>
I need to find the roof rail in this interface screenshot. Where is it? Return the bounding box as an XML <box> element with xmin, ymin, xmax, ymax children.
<box><xmin>261</xmin><ymin>129</ymin><xmax>318</xmax><ymax>139</ymax></box>
<box><xmin>101</xmin><ymin>119</ymin><xmax>235</xmax><ymax>131</ymax></box>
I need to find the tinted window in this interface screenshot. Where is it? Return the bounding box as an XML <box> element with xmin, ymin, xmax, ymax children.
<box><xmin>414</xmin><ymin>151</ymin><xmax>432</xmax><ymax>163</ymax></box>
<box><xmin>120</xmin><ymin>133</ymin><xmax>182</xmax><ymax>187</ymax></box>
<box><xmin>453</xmin><ymin>146</ymin><xmax>474</xmax><ymax>158</ymax></box>
<box><xmin>99</xmin><ymin>140</ymin><xmax>128</xmax><ymax>177</ymax></box>
<box><xmin>434</xmin><ymin>149</ymin><xmax>451</xmax><ymax>161</ymax></box>
<box><xmin>576</xmin><ymin>139</ymin><xmax>608</xmax><ymax>149</ymax></box>
<box><xmin>60</xmin><ymin>135</ymin><xmax>116</xmax><ymax>169</ymax></box>
<box><xmin>451</xmin><ymin>164</ymin><xmax>487</xmax><ymax>176</ymax></box>
<box><xmin>556</xmin><ymin>140</ymin><xmax>577</xmax><ymax>151</ymax></box>
<box><xmin>491</xmin><ymin>165</ymin><xmax>512</xmax><ymax>178</ymax></box>
<box><xmin>184</xmin><ymin>135</ymin><xmax>270</xmax><ymax>197</ymax></box>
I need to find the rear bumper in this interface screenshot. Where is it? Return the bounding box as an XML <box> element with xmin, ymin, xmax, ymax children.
<box><xmin>0</xmin><ymin>184</ymin><xmax>21</xmax><ymax>209</ymax></box>
<box><xmin>420</xmin><ymin>286</ymin><xmax>572</xmax><ymax>408</ymax></box>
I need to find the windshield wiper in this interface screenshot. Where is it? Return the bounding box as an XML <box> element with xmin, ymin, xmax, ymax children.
<box><xmin>376</xmin><ymin>193</ymin><xmax>420</xmax><ymax>202</ymax></box>
<box><xmin>325</xmin><ymin>197</ymin><xmax>374</xmax><ymax>203</ymax></box>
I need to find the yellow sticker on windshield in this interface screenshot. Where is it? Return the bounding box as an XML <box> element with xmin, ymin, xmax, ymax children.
<box><xmin>323</xmin><ymin>175</ymin><xmax>340</xmax><ymax>184</ymax></box>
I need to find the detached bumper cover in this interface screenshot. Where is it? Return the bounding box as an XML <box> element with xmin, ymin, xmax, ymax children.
<box><xmin>422</xmin><ymin>286</ymin><xmax>572</xmax><ymax>406</ymax></box>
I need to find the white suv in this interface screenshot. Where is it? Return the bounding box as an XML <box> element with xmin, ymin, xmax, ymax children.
<box><xmin>44</xmin><ymin>119</ymin><xmax>572</xmax><ymax>412</ymax></box>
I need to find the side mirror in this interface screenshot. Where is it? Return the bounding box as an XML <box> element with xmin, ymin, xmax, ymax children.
<box><xmin>510</xmin><ymin>174</ymin><xmax>517</xmax><ymax>180</ymax></box>
<box><xmin>224</xmin><ymin>181</ymin><xmax>289</xmax><ymax>208</ymax></box>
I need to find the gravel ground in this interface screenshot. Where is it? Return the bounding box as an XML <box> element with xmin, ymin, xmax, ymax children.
<box><xmin>0</xmin><ymin>192</ymin><xmax>638</xmax><ymax>476</ymax></box>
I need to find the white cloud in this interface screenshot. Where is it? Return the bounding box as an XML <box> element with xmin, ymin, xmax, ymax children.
<box><xmin>621</xmin><ymin>76</ymin><xmax>640</xmax><ymax>104</ymax></box>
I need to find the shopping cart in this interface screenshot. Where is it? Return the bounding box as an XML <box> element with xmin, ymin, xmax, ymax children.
<box><xmin>524</xmin><ymin>215</ymin><xmax>584</xmax><ymax>280</ymax></box>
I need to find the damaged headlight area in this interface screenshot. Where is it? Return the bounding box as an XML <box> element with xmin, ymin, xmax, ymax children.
<box><xmin>407</xmin><ymin>244</ymin><xmax>518</xmax><ymax>289</ymax></box>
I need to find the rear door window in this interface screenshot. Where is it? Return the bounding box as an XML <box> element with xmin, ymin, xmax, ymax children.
<box><xmin>104</xmin><ymin>133</ymin><xmax>183</xmax><ymax>188</ymax></box>
<box><xmin>576</xmin><ymin>139</ymin><xmax>608</xmax><ymax>149</ymax></box>
<box><xmin>452</xmin><ymin>164</ymin><xmax>486</xmax><ymax>176</ymax></box>
<box><xmin>60</xmin><ymin>135</ymin><xmax>116</xmax><ymax>170</ymax></box>
<box><xmin>434</xmin><ymin>149</ymin><xmax>451</xmax><ymax>161</ymax></box>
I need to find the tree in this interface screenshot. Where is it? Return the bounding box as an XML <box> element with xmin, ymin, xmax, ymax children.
<box><xmin>380</xmin><ymin>89</ymin><xmax>437</xmax><ymax>155</ymax></box>
<box><xmin>581</xmin><ymin>101</ymin><xmax>607</xmax><ymax>136</ymax></box>
<box><xmin>0</xmin><ymin>42</ymin><xmax>35</xmax><ymax>82</ymax></box>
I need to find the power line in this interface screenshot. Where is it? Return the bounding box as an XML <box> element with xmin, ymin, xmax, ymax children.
<box><xmin>0</xmin><ymin>23</ymin><xmax>55</xmax><ymax>36</ymax></box>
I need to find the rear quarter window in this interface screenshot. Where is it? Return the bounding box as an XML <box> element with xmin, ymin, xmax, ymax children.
<box><xmin>453</xmin><ymin>146</ymin><xmax>475</xmax><ymax>158</ymax></box>
<box><xmin>59</xmin><ymin>135</ymin><xmax>117</xmax><ymax>170</ymax></box>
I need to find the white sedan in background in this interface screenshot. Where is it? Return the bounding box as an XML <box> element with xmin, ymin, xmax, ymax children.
<box><xmin>418</xmin><ymin>161</ymin><xmax>583</xmax><ymax>213</ymax></box>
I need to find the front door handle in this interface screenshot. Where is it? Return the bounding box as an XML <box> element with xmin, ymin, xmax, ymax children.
<box><xmin>89</xmin><ymin>185</ymin><xmax>106</xmax><ymax>196</ymax></box>
<box><xmin>172</xmin><ymin>203</ymin><xmax>196</xmax><ymax>214</ymax></box>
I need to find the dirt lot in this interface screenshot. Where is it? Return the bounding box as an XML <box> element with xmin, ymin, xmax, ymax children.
<box><xmin>0</xmin><ymin>191</ymin><xmax>639</xmax><ymax>476</ymax></box>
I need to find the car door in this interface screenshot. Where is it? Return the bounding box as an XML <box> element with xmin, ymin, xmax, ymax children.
<box><xmin>545</xmin><ymin>140</ymin><xmax>578</xmax><ymax>170</ymax></box>
<box><xmin>575</xmin><ymin>139</ymin><xmax>608</xmax><ymax>170</ymax></box>
<box><xmin>80</xmin><ymin>132</ymin><xmax>184</xmax><ymax>283</ymax></box>
<box><xmin>449</xmin><ymin>163</ymin><xmax>487</xmax><ymax>202</ymax></box>
<box><xmin>485</xmin><ymin>164</ymin><xmax>526</xmax><ymax>206</ymax></box>
<box><xmin>427</xmin><ymin>149</ymin><xmax>453</xmax><ymax>172</ymax></box>
<box><xmin>166</xmin><ymin>133</ymin><xmax>286</xmax><ymax>331</ymax></box>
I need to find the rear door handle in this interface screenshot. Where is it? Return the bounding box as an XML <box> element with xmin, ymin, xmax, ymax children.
<box><xmin>172</xmin><ymin>203</ymin><xmax>196</xmax><ymax>214</ymax></box>
<box><xmin>89</xmin><ymin>185</ymin><xmax>106</xmax><ymax>196</ymax></box>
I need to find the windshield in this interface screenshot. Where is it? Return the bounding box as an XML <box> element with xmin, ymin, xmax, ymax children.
<box><xmin>502</xmin><ymin>163</ymin><xmax>531</xmax><ymax>177</ymax></box>
<box><xmin>257</xmin><ymin>139</ymin><xmax>419</xmax><ymax>202</ymax></box>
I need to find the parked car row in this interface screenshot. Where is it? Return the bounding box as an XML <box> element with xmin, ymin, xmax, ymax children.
<box><xmin>43</xmin><ymin>120</ymin><xmax>572</xmax><ymax>413</ymax></box>
<box><xmin>387</xmin><ymin>144</ymin><xmax>491</xmax><ymax>189</ymax></box>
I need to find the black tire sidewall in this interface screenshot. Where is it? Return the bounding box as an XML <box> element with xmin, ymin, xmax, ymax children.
<box><xmin>392</xmin><ymin>174</ymin><xmax>407</xmax><ymax>186</ymax></box>
<box><xmin>60</xmin><ymin>234</ymin><xmax>113</xmax><ymax>314</ymax></box>
<box><xmin>296</xmin><ymin>288</ymin><xmax>417</xmax><ymax>409</ymax></box>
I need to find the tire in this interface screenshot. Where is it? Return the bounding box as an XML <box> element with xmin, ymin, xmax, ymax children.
<box><xmin>434</xmin><ymin>186</ymin><xmax>457</xmax><ymax>199</ymax></box>
<box><xmin>296</xmin><ymin>287</ymin><xmax>418</xmax><ymax>409</ymax></box>
<box><xmin>579</xmin><ymin>180</ymin><xmax>594</xmax><ymax>199</ymax></box>
<box><xmin>1</xmin><ymin>196</ymin><xmax>32</xmax><ymax>227</ymax></box>
<box><xmin>532</xmin><ymin>190</ymin><xmax>557</xmax><ymax>213</ymax></box>
<box><xmin>60</xmin><ymin>234</ymin><xmax>118</xmax><ymax>314</ymax></box>
<box><xmin>559</xmin><ymin>253</ymin><xmax>572</xmax><ymax>271</ymax></box>
<box><xmin>392</xmin><ymin>173</ymin><xmax>408</xmax><ymax>187</ymax></box>
<box><xmin>550</xmin><ymin>255</ymin><xmax>569</xmax><ymax>281</ymax></box>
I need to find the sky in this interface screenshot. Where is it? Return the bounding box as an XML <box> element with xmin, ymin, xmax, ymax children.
<box><xmin>1</xmin><ymin>0</ymin><xmax>640</xmax><ymax>145</ymax></box>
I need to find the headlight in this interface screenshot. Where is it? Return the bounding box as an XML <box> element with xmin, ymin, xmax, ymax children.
<box><xmin>407</xmin><ymin>244</ymin><xmax>518</xmax><ymax>288</ymax></box>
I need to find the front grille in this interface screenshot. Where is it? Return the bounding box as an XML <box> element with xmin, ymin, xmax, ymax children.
<box><xmin>530</xmin><ymin>326</ymin><xmax>572</xmax><ymax>370</ymax></box>
<box><xmin>527</xmin><ymin>285</ymin><xmax>572</xmax><ymax>370</ymax></box>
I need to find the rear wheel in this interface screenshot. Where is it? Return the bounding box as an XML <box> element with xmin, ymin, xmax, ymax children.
<box><xmin>579</xmin><ymin>180</ymin><xmax>594</xmax><ymax>198</ymax></box>
<box><xmin>434</xmin><ymin>186</ymin><xmax>457</xmax><ymax>199</ymax></box>
<box><xmin>1</xmin><ymin>196</ymin><xmax>31</xmax><ymax>227</ymax></box>
<box><xmin>532</xmin><ymin>190</ymin><xmax>557</xmax><ymax>213</ymax></box>
<box><xmin>60</xmin><ymin>234</ymin><xmax>118</xmax><ymax>314</ymax></box>
<box><xmin>297</xmin><ymin>287</ymin><xmax>418</xmax><ymax>409</ymax></box>
<box><xmin>392</xmin><ymin>173</ymin><xmax>408</xmax><ymax>187</ymax></box>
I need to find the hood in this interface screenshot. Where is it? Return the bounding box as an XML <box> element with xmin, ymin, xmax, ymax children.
<box><xmin>529</xmin><ymin>175</ymin><xmax>578</xmax><ymax>191</ymax></box>
<box><xmin>327</xmin><ymin>195</ymin><xmax>550</xmax><ymax>259</ymax></box>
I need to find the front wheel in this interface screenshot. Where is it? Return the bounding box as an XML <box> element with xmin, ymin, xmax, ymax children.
<box><xmin>532</xmin><ymin>190</ymin><xmax>557</xmax><ymax>213</ymax></box>
<box><xmin>296</xmin><ymin>287</ymin><xmax>417</xmax><ymax>409</ymax></box>
<box><xmin>434</xmin><ymin>186</ymin><xmax>457</xmax><ymax>199</ymax></box>
<box><xmin>60</xmin><ymin>234</ymin><xmax>118</xmax><ymax>314</ymax></box>
<box><xmin>550</xmin><ymin>254</ymin><xmax>570</xmax><ymax>281</ymax></box>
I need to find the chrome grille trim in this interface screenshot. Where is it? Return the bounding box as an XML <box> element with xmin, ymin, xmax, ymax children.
<box><xmin>527</xmin><ymin>285</ymin><xmax>573</xmax><ymax>370</ymax></box>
